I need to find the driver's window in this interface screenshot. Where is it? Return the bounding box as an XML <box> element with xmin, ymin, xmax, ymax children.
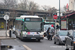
<box><xmin>24</xmin><ymin>22</ymin><xmax>27</xmax><ymax>30</ymax></box>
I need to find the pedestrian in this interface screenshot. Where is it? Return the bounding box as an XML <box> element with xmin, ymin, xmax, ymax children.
<box><xmin>47</xmin><ymin>27</ymin><xmax>51</xmax><ymax>38</ymax></box>
<box><xmin>47</xmin><ymin>27</ymin><xmax>50</xmax><ymax>34</ymax></box>
<box><xmin>56</xmin><ymin>24</ymin><xmax>59</xmax><ymax>29</ymax></box>
<box><xmin>11</xmin><ymin>25</ymin><xmax>13</xmax><ymax>29</ymax></box>
<box><xmin>9</xmin><ymin>25</ymin><xmax>12</xmax><ymax>37</ymax></box>
<box><xmin>9</xmin><ymin>28</ymin><xmax>11</xmax><ymax>37</ymax></box>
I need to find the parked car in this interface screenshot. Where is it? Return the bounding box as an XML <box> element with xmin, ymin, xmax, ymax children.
<box><xmin>65</xmin><ymin>31</ymin><xmax>75</xmax><ymax>50</ymax></box>
<box><xmin>54</xmin><ymin>30</ymin><xmax>69</xmax><ymax>45</ymax></box>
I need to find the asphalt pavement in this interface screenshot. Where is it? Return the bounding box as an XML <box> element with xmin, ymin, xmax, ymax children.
<box><xmin>1</xmin><ymin>37</ymin><xmax>67</xmax><ymax>50</ymax></box>
<box><xmin>0</xmin><ymin>30</ymin><xmax>26</xmax><ymax>50</ymax></box>
<box><xmin>16</xmin><ymin>38</ymin><xmax>66</xmax><ymax>50</ymax></box>
<box><xmin>0</xmin><ymin>30</ymin><xmax>72</xmax><ymax>50</ymax></box>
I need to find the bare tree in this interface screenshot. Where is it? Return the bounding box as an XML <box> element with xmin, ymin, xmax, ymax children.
<box><xmin>27</xmin><ymin>1</ymin><xmax>39</xmax><ymax>15</ymax></box>
<box><xmin>0</xmin><ymin>3</ymin><xmax>4</xmax><ymax>8</ymax></box>
<box><xmin>63</xmin><ymin>5</ymin><xmax>66</xmax><ymax>12</ymax></box>
<box><xmin>42</xmin><ymin>5</ymin><xmax>57</xmax><ymax>20</ymax></box>
<box><xmin>42</xmin><ymin>5</ymin><xmax>57</xmax><ymax>13</ymax></box>
<box><xmin>3</xmin><ymin>0</ymin><xmax>17</xmax><ymax>9</ymax></box>
<box><xmin>42</xmin><ymin>5</ymin><xmax>51</xmax><ymax>11</ymax></box>
<box><xmin>17</xmin><ymin>0</ymin><xmax>39</xmax><ymax>15</ymax></box>
<box><xmin>17</xmin><ymin>0</ymin><xmax>28</xmax><ymax>10</ymax></box>
<box><xmin>28</xmin><ymin>1</ymin><xmax>39</xmax><ymax>11</ymax></box>
<box><xmin>48</xmin><ymin>7</ymin><xmax>57</xmax><ymax>13</ymax></box>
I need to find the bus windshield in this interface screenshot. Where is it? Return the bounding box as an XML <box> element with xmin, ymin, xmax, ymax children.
<box><xmin>24</xmin><ymin>22</ymin><xmax>42</xmax><ymax>32</ymax></box>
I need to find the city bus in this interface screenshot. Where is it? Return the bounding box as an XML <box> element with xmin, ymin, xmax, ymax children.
<box><xmin>14</xmin><ymin>15</ymin><xmax>44</xmax><ymax>41</ymax></box>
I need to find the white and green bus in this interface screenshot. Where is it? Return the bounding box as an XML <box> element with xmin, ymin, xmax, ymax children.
<box><xmin>14</xmin><ymin>15</ymin><xmax>44</xmax><ymax>41</ymax></box>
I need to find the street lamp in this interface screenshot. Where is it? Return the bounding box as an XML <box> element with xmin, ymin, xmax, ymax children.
<box><xmin>59</xmin><ymin>0</ymin><xmax>61</xmax><ymax>30</ymax></box>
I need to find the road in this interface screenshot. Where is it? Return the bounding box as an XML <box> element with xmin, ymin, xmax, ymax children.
<box><xmin>1</xmin><ymin>37</ymin><xmax>67</xmax><ymax>50</ymax></box>
<box><xmin>0</xmin><ymin>30</ymin><xmax>69</xmax><ymax>50</ymax></box>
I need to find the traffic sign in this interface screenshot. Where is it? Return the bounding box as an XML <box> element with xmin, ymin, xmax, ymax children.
<box><xmin>4</xmin><ymin>15</ymin><xmax>9</xmax><ymax>37</ymax></box>
<box><xmin>53</xmin><ymin>15</ymin><xmax>58</xmax><ymax>19</ymax></box>
<box><xmin>4</xmin><ymin>15</ymin><xmax>9</xmax><ymax>20</ymax></box>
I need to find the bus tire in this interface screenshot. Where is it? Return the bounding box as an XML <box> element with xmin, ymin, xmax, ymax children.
<box><xmin>65</xmin><ymin>48</ymin><xmax>69</xmax><ymax>50</ymax></box>
<box><xmin>38</xmin><ymin>39</ymin><xmax>40</xmax><ymax>42</ymax></box>
<box><xmin>20</xmin><ymin>33</ymin><xmax>24</xmax><ymax>41</ymax></box>
<box><xmin>65</xmin><ymin>44</ymin><xmax>69</xmax><ymax>50</ymax></box>
<box><xmin>15</xmin><ymin>32</ymin><xmax>18</xmax><ymax>38</ymax></box>
<box><xmin>20</xmin><ymin>38</ymin><xmax>24</xmax><ymax>41</ymax></box>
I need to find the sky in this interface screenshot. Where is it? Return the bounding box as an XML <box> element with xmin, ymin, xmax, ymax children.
<box><xmin>30</xmin><ymin>0</ymin><xmax>69</xmax><ymax>9</ymax></box>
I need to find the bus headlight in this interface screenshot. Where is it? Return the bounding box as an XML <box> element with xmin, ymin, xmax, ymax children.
<box><xmin>22</xmin><ymin>32</ymin><xmax>27</xmax><ymax>35</ymax></box>
<box><xmin>22</xmin><ymin>32</ymin><xmax>27</xmax><ymax>37</ymax></box>
<box><xmin>23</xmin><ymin>32</ymin><xmax>25</xmax><ymax>34</ymax></box>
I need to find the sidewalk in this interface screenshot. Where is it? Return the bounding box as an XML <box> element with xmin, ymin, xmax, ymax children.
<box><xmin>0</xmin><ymin>30</ymin><xmax>15</xmax><ymax>40</ymax></box>
<box><xmin>0</xmin><ymin>30</ymin><xmax>6</xmax><ymax>37</ymax></box>
<box><xmin>0</xmin><ymin>30</ymin><xmax>10</xmax><ymax>37</ymax></box>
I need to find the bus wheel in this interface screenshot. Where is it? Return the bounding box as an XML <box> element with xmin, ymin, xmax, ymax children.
<box><xmin>15</xmin><ymin>32</ymin><xmax>18</xmax><ymax>38</ymax></box>
<box><xmin>20</xmin><ymin>37</ymin><xmax>24</xmax><ymax>41</ymax></box>
<box><xmin>20</xmin><ymin>38</ymin><xmax>24</xmax><ymax>41</ymax></box>
<box><xmin>16</xmin><ymin>35</ymin><xmax>18</xmax><ymax>38</ymax></box>
<box><xmin>38</xmin><ymin>39</ymin><xmax>40</xmax><ymax>42</ymax></box>
<box><xmin>65</xmin><ymin>48</ymin><xmax>69</xmax><ymax>50</ymax></box>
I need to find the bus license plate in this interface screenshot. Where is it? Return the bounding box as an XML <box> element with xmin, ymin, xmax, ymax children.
<box><xmin>31</xmin><ymin>38</ymin><xmax>36</xmax><ymax>39</ymax></box>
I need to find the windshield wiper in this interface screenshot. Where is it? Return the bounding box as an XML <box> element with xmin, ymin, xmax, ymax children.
<box><xmin>24</xmin><ymin>26</ymin><xmax>30</xmax><ymax>31</ymax></box>
<box><xmin>30</xmin><ymin>29</ymin><xmax>35</xmax><ymax>30</ymax></box>
<box><xmin>26</xmin><ymin>29</ymin><xmax>30</xmax><ymax>31</ymax></box>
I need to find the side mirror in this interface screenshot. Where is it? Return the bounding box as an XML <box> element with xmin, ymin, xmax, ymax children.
<box><xmin>41</xmin><ymin>22</ymin><xmax>45</xmax><ymax>25</ymax></box>
<box><xmin>21</xmin><ymin>22</ymin><xmax>24</xmax><ymax>25</ymax></box>
<box><xmin>21</xmin><ymin>23</ymin><xmax>23</xmax><ymax>25</ymax></box>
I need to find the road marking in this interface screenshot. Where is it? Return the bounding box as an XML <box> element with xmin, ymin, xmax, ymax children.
<box><xmin>14</xmin><ymin>39</ymin><xmax>30</xmax><ymax>50</ymax></box>
<box><xmin>44</xmin><ymin>37</ymin><xmax>54</xmax><ymax>39</ymax></box>
<box><xmin>44</xmin><ymin>37</ymin><xmax>47</xmax><ymax>39</ymax></box>
<box><xmin>23</xmin><ymin>45</ymin><xmax>32</xmax><ymax>50</ymax></box>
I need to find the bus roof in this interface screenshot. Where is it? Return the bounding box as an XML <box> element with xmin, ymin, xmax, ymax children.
<box><xmin>45</xmin><ymin>22</ymin><xmax>55</xmax><ymax>23</ymax></box>
<box><xmin>15</xmin><ymin>17</ymin><xmax>24</xmax><ymax>21</ymax></box>
<box><xmin>20</xmin><ymin>15</ymin><xmax>39</xmax><ymax>18</ymax></box>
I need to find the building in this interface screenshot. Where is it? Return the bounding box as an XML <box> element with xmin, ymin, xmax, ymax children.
<box><xmin>61</xmin><ymin>11</ymin><xmax>75</xmax><ymax>30</ymax></box>
<box><xmin>69</xmin><ymin>0</ymin><xmax>75</xmax><ymax>11</ymax></box>
<box><xmin>0</xmin><ymin>8</ymin><xmax>54</xmax><ymax>30</ymax></box>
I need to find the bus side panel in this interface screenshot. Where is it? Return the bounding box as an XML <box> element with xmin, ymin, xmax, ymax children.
<box><xmin>15</xmin><ymin>21</ymin><xmax>22</xmax><ymax>37</ymax></box>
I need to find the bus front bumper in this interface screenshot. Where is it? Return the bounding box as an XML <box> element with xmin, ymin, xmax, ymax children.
<box><xmin>23</xmin><ymin>37</ymin><xmax>43</xmax><ymax>40</ymax></box>
<box><xmin>22</xmin><ymin>35</ymin><xmax>44</xmax><ymax>40</ymax></box>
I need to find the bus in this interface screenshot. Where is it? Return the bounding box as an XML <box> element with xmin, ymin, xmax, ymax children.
<box><xmin>14</xmin><ymin>15</ymin><xmax>44</xmax><ymax>41</ymax></box>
